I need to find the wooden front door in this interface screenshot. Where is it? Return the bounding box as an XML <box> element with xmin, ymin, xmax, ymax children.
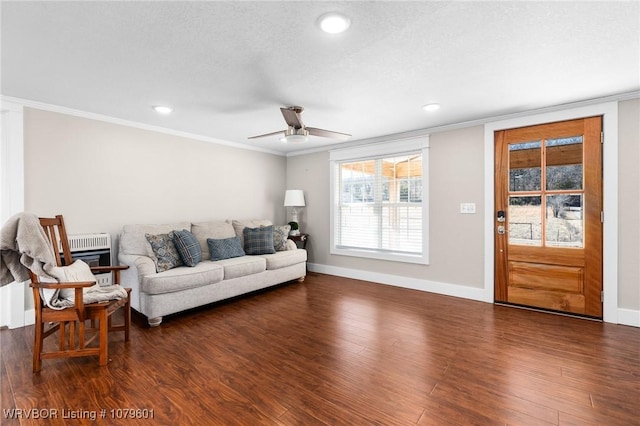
<box><xmin>494</xmin><ymin>117</ymin><xmax>603</xmax><ymax>318</ymax></box>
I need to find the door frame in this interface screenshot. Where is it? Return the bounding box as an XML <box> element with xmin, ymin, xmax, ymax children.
<box><xmin>483</xmin><ymin>101</ymin><xmax>618</xmax><ymax>323</ymax></box>
<box><xmin>1</xmin><ymin>99</ymin><xmax>27</xmax><ymax>329</ymax></box>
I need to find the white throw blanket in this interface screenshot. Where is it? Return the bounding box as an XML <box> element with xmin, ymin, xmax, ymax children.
<box><xmin>0</xmin><ymin>212</ymin><xmax>127</xmax><ymax>309</ymax></box>
<box><xmin>0</xmin><ymin>212</ymin><xmax>57</xmax><ymax>285</ymax></box>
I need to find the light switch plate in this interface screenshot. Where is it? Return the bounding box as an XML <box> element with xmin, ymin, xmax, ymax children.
<box><xmin>460</xmin><ymin>203</ymin><xmax>476</xmax><ymax>214</ymax></box>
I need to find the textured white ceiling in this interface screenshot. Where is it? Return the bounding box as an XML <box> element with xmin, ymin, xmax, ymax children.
<box><xmin>2</xmin><ymin>1</ymin><xmax>639</xmax><ymax>154</ymax></box>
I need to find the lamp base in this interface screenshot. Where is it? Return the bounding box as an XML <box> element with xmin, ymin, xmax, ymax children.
<box><xmin>289</xmin><ymin>230</ymin><xmax>300</xmax><ymax>236</ymax></box>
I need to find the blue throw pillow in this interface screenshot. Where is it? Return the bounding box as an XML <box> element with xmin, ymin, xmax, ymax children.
<box><xmin>172</xmin><ymin>229</ymin><xmax>202</xmax><ymax>267</ymax></box>
<box><xmin>243</xmin><ymin>225</ymin><xmax>275</xmax><ymax>255</ymax></box>
<box><xmin>208</xmin><ymin>236</ymin><xmax>245</xmax><ymax>261</ymax></box>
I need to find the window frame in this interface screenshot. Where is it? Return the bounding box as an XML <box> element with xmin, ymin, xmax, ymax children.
<box><xmin>329</xmin><ymin>137</ymin><xmax>430</xmax><ymax>264</ymax></box>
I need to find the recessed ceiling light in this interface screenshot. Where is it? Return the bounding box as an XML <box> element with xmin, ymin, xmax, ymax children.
<box><xmin>318</xmin><ymin>13</ymin><xmax>351</xmax><ymax>34</ymax></box>
<box><xmin>422</xmin><ymin>103</ymin><xmax>440</xmax><ymax>112</ymax></box>
<box><xmin>152</xmin><ymin>105</ymin><xmax>173</xmax><ymax>115</ymax></box>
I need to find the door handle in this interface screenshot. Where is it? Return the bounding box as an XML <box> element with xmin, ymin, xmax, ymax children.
<box><xmin>497</xmin><ymin>225</ymin><xmax>505</xmax><ymax>235</ymax></box>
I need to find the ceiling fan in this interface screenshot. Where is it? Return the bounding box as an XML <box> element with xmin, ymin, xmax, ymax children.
<box><xmin>249</xmin><ymin>106</ymin><xmax>351</xmax><ymax>143</ymax></box>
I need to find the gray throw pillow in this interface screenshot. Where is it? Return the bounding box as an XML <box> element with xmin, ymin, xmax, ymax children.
<box><xmin>208</xmin><ymin>236</ymin><xmax>245</xmax><ymax>261</ymax></box>
<box><xmin>243</xmin><ymin>225</ymin><xmax>275</xmax><ymax>255</ymax></box>
<box><xmin>172</xmin><ymin>229</ymin><xmax>202</xmax><ymax>267</ymax></box>
<box><xmin>145</xmin><ymin>232</ymin><xmax>184</xmax><ymax>272</ymax></box>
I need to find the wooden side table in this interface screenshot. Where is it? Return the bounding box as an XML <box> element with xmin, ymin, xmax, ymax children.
<box><xmin>288</xmin><ymin>233</ymin><xmax>308</xmax><ymax>250</ymax></box>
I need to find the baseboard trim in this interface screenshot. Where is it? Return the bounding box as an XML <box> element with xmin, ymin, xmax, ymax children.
<box><xmin>308</xmin><ymin>263</ymin><xmax>639</xmax><ymax>328</ymax></box>
<box><xmin>15</xmin><ymin>275</ymin><xmax>640</xmax><ymax>329</ymax></box>
<box><xmin>307</xmin><ymin>263</ymin><xmax>489</xmax><ymax>303</ymax></box>
<box><xmin>617</xmin><ymin>308</ymin><xmax>640</xmax><ymax>327</ymax></box>
<box><xmin>24</xmin><ymin>309</ymin><xmax>35</xmax><ymax>327</ymax></box>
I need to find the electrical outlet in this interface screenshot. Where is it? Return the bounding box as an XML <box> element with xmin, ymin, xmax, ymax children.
<box><xmin>460</xmin><ymin>203</ymin><xmax>476</xmax><ymax>214</ymax></box>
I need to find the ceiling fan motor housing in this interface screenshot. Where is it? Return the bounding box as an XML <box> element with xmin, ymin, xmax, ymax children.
<box><xmin>284</xmin><ymin>127</ymin><xmax>309</xmax><ymax>137</ymax></box>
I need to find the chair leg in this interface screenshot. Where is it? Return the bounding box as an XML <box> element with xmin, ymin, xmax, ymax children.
<box><xmin>124</xmin><ymin>293</ymin><xmax>131</xmax><ymax>342</ymax></box>
<box><xmin>78</xmin><ymin>319</ymin><xmax>85</xmax><ymax>349</ymax></box>
<box><xmin>98</xmin><ymin>310</ymin><xmax>108</xmax><ymax>366</ymax></box>
<box><xmin>33</xmin><ymin>321</ymin><xmax>44</xmax><ymax>373</ymax></box>
<box><xmin>68</xmin><ymin>321</ymin><xmax>75</xmax><ymax>350</ymax></box>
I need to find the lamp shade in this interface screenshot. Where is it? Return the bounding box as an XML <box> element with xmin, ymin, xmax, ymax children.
<box><xmin>284</xmin><ymin>190</ymin><xmax>306</xmax><ymax>207</ymax></box>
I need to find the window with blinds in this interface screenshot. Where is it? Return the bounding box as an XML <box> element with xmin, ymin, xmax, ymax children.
<box><xmin>330</xmin><ymin>137</ymin><xmax>429</xmax><ymax>264</ymax></box>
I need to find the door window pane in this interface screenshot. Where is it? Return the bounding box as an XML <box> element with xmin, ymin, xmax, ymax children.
<box><xmin>546</xmin><ymin>194</ymin><xmax>584</xmax><ymax>248</ymax></box>
<box><xmin>546</xmin><ymin>136</ymin><xmax>583</xmax><ymax>190</ymax></box>
<box><xmin>509</xmin><ymin>196</ymin><xmax>542</xmax><ymax>246</ymax></box>
<box><xmin>509</xmin><ymin>141</ymin><xmax>541</xmax><ymax>191</ymax></box>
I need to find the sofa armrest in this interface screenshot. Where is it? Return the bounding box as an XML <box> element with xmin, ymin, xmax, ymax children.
<box><xmin>118</xmin><ymin>254</ymin><xmax>156</xmax><ymax>312</ymax></box>
<box><xmin>119</xmin><ymin>254</ymin><xmax>156</xmax><ymax>278</ymax></box>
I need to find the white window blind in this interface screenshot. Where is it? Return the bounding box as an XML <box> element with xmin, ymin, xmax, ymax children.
<box><xmin>330</xmin><ymin>137</ymin><xmax>429</xmax><ymax>264</ymax></box>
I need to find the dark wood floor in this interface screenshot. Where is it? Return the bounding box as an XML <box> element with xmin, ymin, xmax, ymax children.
<box><xmin>1</xmin><ymin>273</ymin><xmax>639</xmax><ymax>425</ymax></box>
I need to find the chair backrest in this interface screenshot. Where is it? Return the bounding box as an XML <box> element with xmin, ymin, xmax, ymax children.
<box><xmin>37</xmin><ymin>215</ymin><xmax>72</xmax><ymax>268</ymax></box>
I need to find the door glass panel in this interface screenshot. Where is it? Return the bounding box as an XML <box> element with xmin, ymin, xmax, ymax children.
<box><xmin>546</xmin><ymin>194</ymin><xmax>584</xmax><ymax>248</ymax></box>
<box><xmin>509</xmin><ymin>196</ymin><xmax>542</xmax><ymax>246</ymax></box>
<box><xmin>509</xmin><ymin>141</ymin><xmax>541</xmax><ymax>191</ymax></box>
<box><xmin>546</xmin><ymin>136</ymin><xmax>583</xmax><ymax>190</ymax></box>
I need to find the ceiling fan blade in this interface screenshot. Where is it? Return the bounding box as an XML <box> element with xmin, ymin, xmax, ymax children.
<box><xmin>280</xmin><ymin>107</ymin><xmax>304</xmax><ymax>129</ymax></box>
<box><xmin>307</xmin><ymin>127</ymin><xmax>351</xmax><ymax>141</ymax></box>
<box><xmin>248</xmin><ymin>130</ymin><xmax>284</xmax><ymax>139</ymax></box>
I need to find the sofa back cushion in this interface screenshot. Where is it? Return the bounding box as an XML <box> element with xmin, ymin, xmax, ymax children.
<box><xmin>191</xmin><ymin>220</ymin><xmax>236</xmax><ymax>261</ymax></box>
<box><xmin>120</xmin><ymin>222</ymin><xmax>191</xmax><ymax>257</ymax></box>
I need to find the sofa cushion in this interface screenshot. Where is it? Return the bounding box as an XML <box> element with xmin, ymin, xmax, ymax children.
<box><xmin>258</xmin><ymin>249</ymin><xmax>307</xmax><ymax>270</ymax></box>
<box><xmin>243</xmin><ymin>225</ymin><xmax>275</xmax><ymax>255</ymax></box>
<box><xmin>120</xmin><ymin>222</ymin><xmax>191</xmax><ymax>257</ymax></box>
<box><xmin>208</xmin><ymin>236</ymin><xmax>245</xmax><ymax>261</ymax></box>
<box><xmin>273</xmin><ymin>224</ymin><xmax>291</xmax><ymax>251</ymax></box>
<box><xmin>214</xmin><ymin>256</ymin><xmax>266</xmax><ymax>280</ymax></box>
<box><xmin>172</xmin><ymin>229</ymin><xmax>202</xmax><ymax>266</ymax></box>
<box><xmin>192</xmin><ymin>220</ymin><xmax>236</xmax><ymax>261</ymax></box>
<box><xmin>146</xmin><ymin>232</ymin><xmax>184</xmax><ymax>272</ymax></box>
<box><xmin>232</xmin><ymin>219</ymin><xmax>272</xmax><ymax>247</ymax></box>
<box><xmin>141</xmin><ymin>262</ymin><xmax>224</xmax><ymax>295</ymax></box>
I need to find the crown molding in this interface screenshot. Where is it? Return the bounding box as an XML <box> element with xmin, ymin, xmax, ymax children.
<box><xmin>0</xmin><ymin>95</ymin><xmax>285</xmax><ymax>157</ymax></box>
<box><xmin>287</xmin><ymin>90</ymin><xmax>640</xmax><ymax>157</ymax></box>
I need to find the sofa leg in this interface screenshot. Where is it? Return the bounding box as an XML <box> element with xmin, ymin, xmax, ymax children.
<box><xmin>148</xmin><ymin>317</ymin><xmax>163</xmax><ymax>327</ymax></box>
<box><xmin>297</xmin><ymin>276</ymin><xmax>305</xmax><ymax>283</ymax></box>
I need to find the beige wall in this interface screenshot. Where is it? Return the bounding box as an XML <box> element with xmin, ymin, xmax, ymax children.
<box><xmin>24</xmin><ymin>107</ymin><xmax>287</xmax><ymax>249</ymax></box>
<box><xmin>287</xmin><ymin>125</ymin><xmax>486</xmax><ymax>288</ymax></box>
<box><xmin>19</xmin><ymin>99</ymin><xmax>640</xmax><ymax>316</ymax></box>
<box><xmin>618</xmin><ymin>99</ymin><xmax>640</xmax><ymax>310</ymax></box>
<box><xmin>288</xmin><ymin>102</ymin><xmax>640</xmax><ymax>314</ymax></box>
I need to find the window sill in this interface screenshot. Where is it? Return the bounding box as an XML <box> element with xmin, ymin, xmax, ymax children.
<box><xmin>331</xmin><ymin>247</ymin><xmax>428</xmax><ymax>265</ymax></box>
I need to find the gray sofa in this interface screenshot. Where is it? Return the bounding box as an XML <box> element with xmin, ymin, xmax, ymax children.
<box><xmin>118</xmin><ymin>219</ymin><xmax>306</xmax><ymax>326</ymax></box>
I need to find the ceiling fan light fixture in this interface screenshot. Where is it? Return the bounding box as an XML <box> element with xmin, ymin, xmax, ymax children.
<box><xmin>422</xmin><ymin>103</ymin><xmax>440</xmax><ymax>112</ymax></box>
<box><xmin>318</xmin><ymin>13</ymin><xmax>351</xmax><ymax>34</ymax></box>
<box><xmin>152</xmin><ymin>105</ymin><xmax>173</xmax><ymax>115</ymax></box>
<box><xmin>280</xmin><ymin>134</ymin><xmax>309</xmax><ymax>144</ymax></box>
<box><xmin>281</xmin><ymin>127</ymin><xmax>309</xmax><ymax>143</ymax></box>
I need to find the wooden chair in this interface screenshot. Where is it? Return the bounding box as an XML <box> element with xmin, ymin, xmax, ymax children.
<box><xmin>28</xmin><ymin>215</ymin><xmax>131</xmax><ymax>372</ymax></box>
